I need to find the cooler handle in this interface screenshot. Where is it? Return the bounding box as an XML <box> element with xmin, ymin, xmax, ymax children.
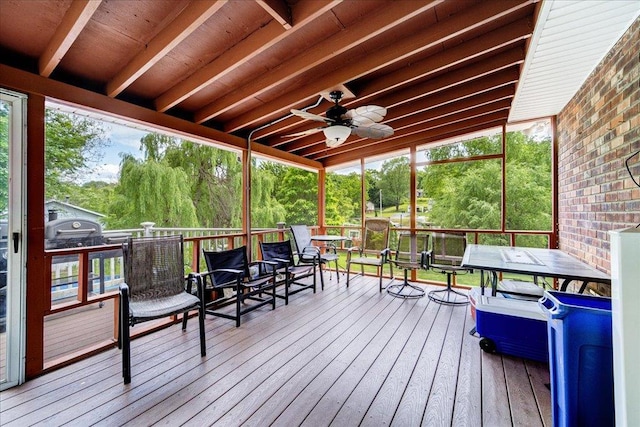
<box><xmin>539</xmin><ymin>293</ymin><xmax>566</xmax><ymax>319</ymax></box>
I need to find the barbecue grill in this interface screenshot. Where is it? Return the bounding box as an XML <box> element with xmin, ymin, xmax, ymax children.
<box><xmin>45</xmin><ymin>218</ymin><xmax>130</xmax><ymax>299</ymax></box>
<box><xmin>45</xmin><ymin>218</ymin><xmax>104</xmax><ymax>249</ymax></box>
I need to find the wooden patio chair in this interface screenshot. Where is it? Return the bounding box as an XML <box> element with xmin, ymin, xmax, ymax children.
<box><xmin>198</xmin><ymin>246</ymin><xmax>276</xmax><ymax>327</ymax></box>
<box><xmin>345</xmin><ymin>217</ymin><xmax>393</xmax><ymax>292</ymax></box>
<box><xmin>259</xmin><ymin>240</ymin><xmax>316</xmax><ymax>305</ymax></box>
<box><xmin>289</xmin><ymin>224</ymin><xmax>339</xmax><ymax>289</ymax></box>
<box><xmin>425</xmin><ymin>232</ymin><xmax>471</xmax><ymax>305</ymax></box>
<box><xmin>119</xmin><ymin>235</ymin><xmax>206</xmax><ymax>385</ymax></box>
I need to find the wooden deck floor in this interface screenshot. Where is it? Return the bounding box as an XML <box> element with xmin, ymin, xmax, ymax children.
<box><xmin>0</xmin><ymin>274</ymin><xmax>551</xmax><ymax>426</ymax></box>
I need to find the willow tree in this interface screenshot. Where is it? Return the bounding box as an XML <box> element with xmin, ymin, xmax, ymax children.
<box><xmin>251</xmin><ymin>161</ymin><xmax>286</xmax><ymax>228</ymax></box>
<box><xmin>106</xmin><ymin>155</ymin><xmax>198</xmax><ymax>229</ymax></box>
<box><xmin>164</xmin><ymin>140</ymin><xmax>243</xmax><ymax>228</ymax></box>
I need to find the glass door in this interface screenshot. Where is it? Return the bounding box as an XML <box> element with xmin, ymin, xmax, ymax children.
<box><xmin>0</xmin><ymin>90</ymin><xmax>26</xmax><ymax>389</ymax></box>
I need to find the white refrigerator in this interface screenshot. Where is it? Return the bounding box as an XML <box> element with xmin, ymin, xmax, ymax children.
<box><xmin>609</xmin><ymin>227</ymin><xmax>640</xmax><ymax>427</ymax></box>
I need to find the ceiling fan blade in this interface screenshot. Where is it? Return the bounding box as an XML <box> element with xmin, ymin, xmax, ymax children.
<box><xmin>290</xmin><ymin>109</ymin><xmax>332</xmax><ymax>123</ymax></box>
<box><xmin>352</xmin><ymin>123</ymin><xmax>394</xmax><ymax>139</ymax></box>
<box><xmin>281</xmin><ymin>127</ymin><xmax>324</xmax><ymax>138</ymax></box>
<box><xmin>345</xmin><ymin>105</ymin><xmax>387</xmax><ymax>123</ymax></box>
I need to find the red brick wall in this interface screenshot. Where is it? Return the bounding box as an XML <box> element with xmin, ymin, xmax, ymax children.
<box><xmin>556</xmin><ymin>17</ymin><xmax>639</xmax><ymax>282</ymax></box>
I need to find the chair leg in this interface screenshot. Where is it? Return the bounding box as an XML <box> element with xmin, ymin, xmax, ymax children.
<box><xmin>346</xmin><ymin>262</ymin><xmax>351</xmax><ymax>287</ymax></box>
<box><xmin>235</xmin><ymin>282</ymin><xmax>242</xmax><ymax>328</ymax></box>
<box><xmin>121</xmin><ymin>317</ymin><xmax>131</xmax><ymax>384</ymax></box>
<box><xmin>334</xmin><ymin>259</ymin><xmax>340</xmax><ymax>283</ymax></box>
<box><xmin>311</xmin><ymin>265</ymin><xmax>317</xmax><ymax>293</ymax></box>
<box><xmin>284</xmin><ymin>276</ymin><xmax>289</xmax><ymax>305</ymax></box>
<box><xmin>271</xmin><ymin>279</ymin><xmax>276</xmax><ymax>310</ymax></box>
<box><xmin>198</xmin><ymin>306</ymin><xmax>206</xmax><ymax>357</ymax></box>
<box><xmin>318</xmin><ymin>261</ymin><xmax>325</xmax><ymax>290</ymax></box>
<box><xmin>182</xmin><ymin>310</ymin><xmax>188</xmax><ymax>330</ymax></box>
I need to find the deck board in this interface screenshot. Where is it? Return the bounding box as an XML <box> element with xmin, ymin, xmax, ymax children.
<box><xmin>0</xmin><ymin>273</ymin><xmax>552</xmax><ymax>426</ymax></box>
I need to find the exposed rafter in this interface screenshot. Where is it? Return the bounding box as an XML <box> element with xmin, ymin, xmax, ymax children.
<box><xmin>106</xmin><ymin>0</ymin><xmax>226</xmax><ymax>97</ymax></box>
<box><xmin>256</xmin><ymin>0</ymin><xmax>292</xmax><ymax>29</ymax></box>
<box><xmin>39</xmin><ymin>0</ymin><xmax>102</xmax><ymax>77</ymax></box>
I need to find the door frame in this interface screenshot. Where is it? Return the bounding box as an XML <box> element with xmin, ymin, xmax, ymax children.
<box><xmin>1</xmin><ymin>89</ymin><xmax>27</xmax><ymax>390</ymax></box>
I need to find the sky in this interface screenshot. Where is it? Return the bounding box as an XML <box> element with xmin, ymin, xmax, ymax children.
<box><xmin>87</xmin><ymin>123</ymin><xmax>147</xmax><ymax>183</ymax></box>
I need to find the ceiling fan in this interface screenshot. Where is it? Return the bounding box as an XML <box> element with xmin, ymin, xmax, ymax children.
<box><xmin>287</xmin><ymin>90</ymin><xmax>394</xmax><ymax>148</ymax></box>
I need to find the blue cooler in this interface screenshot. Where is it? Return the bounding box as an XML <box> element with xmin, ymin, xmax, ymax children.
<box><xmin>474</xmin><ymin>290</ymin><xmax>548</xmax><ymax>362</ymax></box>
<box><xmin>539</xmin><ymin>291</ymin><xmax>614</xmax><ymax>427</ymax></box>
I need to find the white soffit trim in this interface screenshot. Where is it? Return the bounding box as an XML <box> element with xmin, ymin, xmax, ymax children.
<box><xmin>509</xmin><ymin>0</ymin><xmax>640</xmax><ymax>122</ymax></box>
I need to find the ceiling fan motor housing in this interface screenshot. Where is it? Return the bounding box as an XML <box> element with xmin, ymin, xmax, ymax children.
<box><xmin>326</xmin><ymin>104</ymin><xmax>350</xmax><ymax>126</ymax></box>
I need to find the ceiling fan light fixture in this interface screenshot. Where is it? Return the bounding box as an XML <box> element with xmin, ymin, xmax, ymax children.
<box><xmin>323</xmin><ymin>125</ymin><xmax>351</xmax><ymax>147</ymax></box>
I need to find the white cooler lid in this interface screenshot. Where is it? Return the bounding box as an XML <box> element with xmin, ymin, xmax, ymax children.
<box><xmin>475</xmin><ymin>292</ymin><xmax>547</xmax><ymax>321</ymax></box>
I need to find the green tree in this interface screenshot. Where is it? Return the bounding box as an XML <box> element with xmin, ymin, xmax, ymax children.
<box><xmin>251</xmin><ymin>161</ymin><xmax>286</xmax><ymax>228</ymax></box>
<box><xmin>45</xmin><ymin>110</ymin><xmax>107</xmax><ymax>199</ymax></box>
<box><xmin>326</xmin><ymin>172</ymin><xmax>359</xmax><ymax>225</ymax></box>
<box><xmin>64</xmin><ymin>181</ymin><xmax>116</xmax><ymax>219</ymax></box>
<box><xmin>107</xmin><ymin>155</ymin><xmax>198</xmax><ymax>228</ymax></box>
<box><xmin>164</xmin><ymin>140</ymin><xmax>243</xmax><ymax>228</ymax></box>
<box><xmin>276</xmin><ymin>168</ymin><xmax>318</xmax><ymax>225</ymax></box>
<box><xmin>421</xmin><ymin>132</ymin><xmax>552</xmax><ymax>247</ymax></box>
<box><xmin>379</xmin><ymin>156</ymin><xmax>410</xmax><ymax>211</ymax></box>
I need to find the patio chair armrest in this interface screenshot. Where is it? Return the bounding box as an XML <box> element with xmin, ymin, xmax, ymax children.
<box><xmin>420</xmin><ymin>251</ymin><xmax>430</xmax><ymax>269</ymax></box>
<box><xmin>211</xmin><ymin>268</ymin><xmax>244</xmax><ymax>275</ymax></box>
<box><xmin>119</xmin><ymin>283</ymin><xmax>130</xmax><ymax>321</ymax></box>
<box><xmin>380</xmin><ymin>248</ymin><xmax>391</xmax><ymax>262</ymax></box>
<box><xmin>302</xmin><ymin>246</ymin><xmax>321</xmax><ymax>256</ymax></box>
<box><xmin>186</xmin><ymin>273</ymin><xmax>204</xmax><ymax>298</ymax></box>
<box><xmin>325</xmin><ymin>243</ymin><xmax>338</xmax><ymax>253</ymax></box>
<box><xmin>196</xmin><ymin>268</ymin><xmax>244</xmax><ymax>289</ymax></box>
<box><xmin>119</xmin><ymin>283</ymin><xmax>129</xmax><ymax>298</ymax></box>
<box><xmin>423</xmin><ymin>250</ymin><xmax>433</xmax><ymax>269</ymax></box>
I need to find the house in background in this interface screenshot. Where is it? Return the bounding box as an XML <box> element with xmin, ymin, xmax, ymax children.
<box><xmin>44</xmin><ymin>199</ymin><xmax>105</xmax><ymax>225</ymax></box>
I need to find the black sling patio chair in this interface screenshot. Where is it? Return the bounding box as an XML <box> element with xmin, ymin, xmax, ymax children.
<box><xmin>198</xmin><ymin>245</ymin><xmax>277</xmax><ymax>327</ymax></box>
<box><xmin>346</xmin><ymin>217</ymin><xmax>392</xmax><ymax>292</ymax></box>
<box><xmin>290</xmin><ymin>224</ymin><xmax>339</xmax><ymax>289</ymax></box>
<box><xmin>259</xmin><ymin>240</ymin><xmax>316</xmax><ymax>305</ymax></box>
<box><xmin>119</xmin><ymin>235</ymin><xmax>206</xmax><ymax>385</ymax></box>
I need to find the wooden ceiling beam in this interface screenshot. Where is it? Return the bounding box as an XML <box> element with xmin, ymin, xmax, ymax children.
<box><xmin>300</xmin><ymin>88</ymin><xmax>514</xmax><ymax>158</ymax></box>
<box><xmin>221</xmin><ymin>0</ymin><xmax>533</xmax><ymax>132</ymax></box>
<box><xmin>343</xmin><ymin>17</ymin><xmax>532</xmax><ymax>107</ymax></box>
<box><xmin>39</xmin><ymin>0</ymin><xmax>102</xmax><ymax>77</ymax></box>
<box><xmin>155</xmin><ymin>0</ymin><xmax>341</xmax><ymax>113</ymax></box>
<box><xmin>256</xmin><ymin>0</ymin><xmax>292</xmax><ymax>29</ymax></box>
<box><xmin>311</xmin><ymin>100</ymin><xmax>512</xmax><ymax>161</ymax></box>
<box><xmin>194</xmin><ymin>0</ymin><xmax>443</xmax><ymax>124</ymax></box>
<box><xmin>322</xmin><ymin>118</ymin><xmax>507</xmax><ymax>167</ymax></box>
<box><xmin>267</xmin><ymin>46</ymin><xmax>524</xmax><ymax>147</ymax></box>
<box><xmin>106</xmin><ymin>0</ymin><xmax>226</xmax><ymax>98</ymax></box>
<box><xmin>257</xmin><ymin>24</ymin><xmax>527</xmax><ymax>143</ymax></box>
<box><xmin>281</xmin><ymin>67</ymin><xmax>519</xmax><ymax>153</ymax></box>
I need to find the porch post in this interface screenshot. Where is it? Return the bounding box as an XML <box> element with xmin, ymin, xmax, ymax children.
<box><xmin>25</xmin><ymin>94</ymin><xmax>46</xmax><ymax>380</ymax></box>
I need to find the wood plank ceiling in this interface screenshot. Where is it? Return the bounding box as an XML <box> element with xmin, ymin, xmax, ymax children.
<box><xmin>0</xmin><ymin>0</ymin><xmax>538</xmax><ymax>168</ymax></box>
